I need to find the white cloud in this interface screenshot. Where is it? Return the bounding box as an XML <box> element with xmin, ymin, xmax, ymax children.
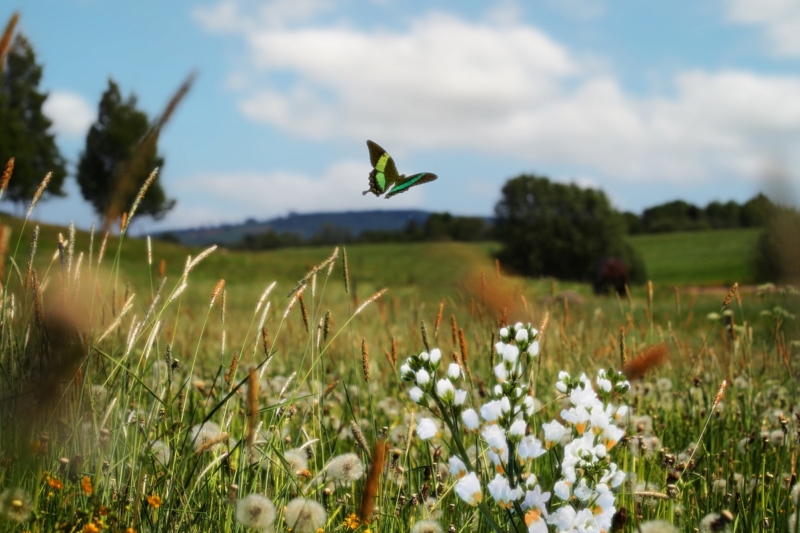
<box><xmin>170</xmin><ymin>159</ymin><xmax>427</xmax><ymax>222</ymax></box>
<box><xmin>197</xmin><ymin>4</ymin><xmax>800</xmax><ymax>187</ymax></box>
<box><xmin>724</xmin><ymin>0</ymin><xmax>800</xmax><ymax>56</ymax></box>
<box><xmin>43</xmin><ymin>91</ymin><xmax>94</xmax><ymax>139</ymax></box>
<box><xmin>193</xmin><ymin>0</ymin><xmax>332</xmax><ymax>32</ymax></box>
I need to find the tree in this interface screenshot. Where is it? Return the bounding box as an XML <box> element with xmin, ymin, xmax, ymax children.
<box><xmin>77</xmin><ymin>79</ymin><xmax>174</xmax><ymax>222</ymax></box>
<box><xmin>0</xmin><ymin>34</ymin><xmax>67</xmax><ymax>205</ymax></box>
<box><xmin>494</xmin><ymin>174</ymin><xmax>645</xmax><ymax>282</ymax></box>
<box><xmin>753</xmin><ymin>204</ymin><xmax>800</xmax><ymax>283</ymax></box>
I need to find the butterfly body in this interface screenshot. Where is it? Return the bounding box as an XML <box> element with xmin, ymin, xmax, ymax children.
<box><xmin>363</xmin><ymin>140</ymin><xmax>437</xmax><ymax>198</ymax></box>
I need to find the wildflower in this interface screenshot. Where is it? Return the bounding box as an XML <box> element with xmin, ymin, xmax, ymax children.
<box><xmin>462</xmin><ymin>409</ymin><xmax>480</xmax><ymax>432</ymax></box>
<box><xmin>190</xmin><ymin>421</ymin><xmax>222</xmax><ymax>452</ymax></box>
<box><xmin>417</xmin><ymin>418</ymin><xmax>439</xmax><ymax>440</ymax></box>
<box><xmin>416</xmin><ymin>369</ymin><xmax>431</xmax><ymax>387</ymax></box>
<box><xmin>454</xmin><ymin>389</ymin><xmax>468</xmax><ymax>406</ymax></box>
<box><xmin>482</xmin><ymin>424</ymin><xmax>507</xmax><ymax>454</ymax></box>
<box><xmin>146</xmin><ymin>494</ymin><xmax>162</xmax><ymax>508</ymax></box>
<box><xmin>436</xmin><ymin>379</ymin><xmax>455</xmax><ymax>404</ymax></box>
<box><xmin>325</xmin><ymin>453</ymin><xmax>365</xmax><ymax>482</ymax></box>
<box><xmin>447</xmin><ymin>363</ymin><xmax>461</xmax><ymax>380</ymax></box>
<box><xmin>508</xmin><ymin>419</ymin><xmax>526</xmax><ymax>441</ymax></box>
<box><xmin>284</xmin><ymin>498</ymin><xmax>326</xmax><ymax>533</ymax></box>
<box><xmin>47</xmin><ymin>476</ymin><xmax>64</xmax><ymax>490</ymax></box>
<box><xmin>527</xmin><ymin>340</ymin><xmax>539</xmax><ymax>356</ymax></box>
<box><xmin>81</xmin><ymin>476</ymin><xmax>93</xmax><ymax>495</ymax></box>
<box><xmin>343</xmin><ymin>513</ymin><xmax>360</xmax><ymax>530</ymax></box>
<box><xmin>411</xmin><ymin>520</ymin><xmax>443</xmax><ymax>533</ymax></box>
<box><xmin>518</xmin><ymin>435</ymin><xmax>545</xmax><ymax>461</ymax></box>
<box><xmin>487</xmin><ymin>473</ymin><xmax>522</xmax><ymax>509</ymax></box>
<box><xmin>84</xmin><ymin>523</ymin><xmax>100</xmax><ymax>533</ymax></box>
<box><xmin>0</xmin><ymin>488</ymin><xmax>32</xmax><ymax>523</ymax></box>
<box><xmin>429</xmin><ymin>348</ymin><xmax>441</xmax><ymax>366</ymax></box>
<box><xmin>455</xmin><ymin>472</ymin><xmax>482</xmax><ymax>506</ymax></box>
<box><xmin>409</xmin><ymin>386</ymin><xmax>425</xmax><ymax>403</ymax></box>
<box><xmin>699</xmin><ymin>511</ymin><xmax>733</xmax><ymax>533</ymax></box>
<box><xmin>448</xmin><ymin>455</ymin><xmax>467</xmax><ymax>478</ymax></box>
<box><xmin>542</xmin><ymin>420</ymin><xmax>567</xmax><ymax>448</ymax></box>
<box><xmin>236</xmin><ymin>493</ymin><xmax>276</xmax><ymax>530</ymax></box>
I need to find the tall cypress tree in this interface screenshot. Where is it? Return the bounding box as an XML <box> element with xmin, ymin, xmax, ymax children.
<box><xmin>77</xmin><ymin>79</ymin><xmax>174</xmax><ymax>222</ymax></box>
<box><xmin>0</xmin><ymin>34</ymin><xmax>67</xmax><ymax>205</ymax></box>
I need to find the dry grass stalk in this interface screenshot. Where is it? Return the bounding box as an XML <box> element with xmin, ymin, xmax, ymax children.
<box><xmin>255</xmin><ymin>281</ymin><xmax>276</xmax><ymax>314</ymax></box>
<box><xmin>391</xmin><ymin>336</ymin><xmax>397</xmax><ymax>366</ymax></box>
<box><xmin>433</xmin><ymin>299</ymin><xmax>445</xmax><ymax>339</ymax></box>
<box><xmin>361</xmin><ymin>338</ymin><xmax>370</xmax><ymax>382</ymax></box>
<box><xmin>350</xmin><ymin>421</ymin><xmax>371</xmax><ymax>460</ymax></box>
<box><xmin>119</xmin><ymin>213</ymin><xmax>127</xmax><ymax>233</ymax></box>
<box><xmin>359</xmin><ymin>438</ymin><xmax>387</xmax><ymax>523</ymax></box>
<box><xmin>25</xmin><ymin>172</ymin><xmax>52</xmax><ymax>221</ymax></box>
<box><xmin>383</xmin><ymin>349</ymin><xmax>396</xmax><ymax>372</ymax></box>
<box><xmin>458</xmin><ymin>328</ymin><xmax>473</xmax><ymax>385</ymax></box>
<box><xmin>298</xmin><ymin>294</ymin><xmax>309</xmax><ymax>332</ymax></box>
<box><xmin>225</xmin><ymin>351</ymin><xmax>239</xmax><ymax>387</ymax></box>
<box><xmin>261</xmin><ymin>326</ymin><xmax>270</xmax><ymax>356</ymax></box>
<box><xmin>721</xmin><ymin>282</ymin><xmax>738</xmax><ymax>311</ymax></box>
<box><xmin>210</xmin><ymin>279</ymin><xmax>225</xmax><ymax>307</ymax></box>
<box><xmin>622</xmin><ymin>343</ymin><xmax>668</xmax><ymax>380</ymax></box>
<box><xmin>450</xmin><ymin>314</ymin><xmax>458</xmax><ymax>346</ymax></box>
<box><xmin>618</xmin><ymin>327</ymin><xmax>627</xmax><ymax>367</ymax></box>
<box><xmin>186</xmin><ymin>245</ymin><xmax>218</xmax><ymax>275</ymax></box>
<box><xmin>98</xmin><ymin>293</ymin><xmax>136</xmax><ymax>343</ymax></box>
<box><xmin>323</xmin><ymin>310</ymin><xmax>331</xmax><ymax>342</ymax></box>
<box><xmin>0</xmin><ymin>224</ymin><xmax>11</xmax><ymax>280</ymax></box>
<box><xmin>283</xmin><ymin>284</ymin><xmax>306</xmax><ymax>319</ymax></box>
<box><xmin>420</xmin><ymin>320</ymin><xmax>430</xmax><ymax>352</ymax></box>
<box><xmin>158</xmin><ymin>259</ymin><xmax>166</xmax><ymax>278</ymax></box>
<box><xmin>0</xmin><ymin>157</ymin><xmax>13</xmax><ymax>198</ymax></box>
<box><xmin>97</xmin><ymin>231</ymin><xmax>109</xmax><ymax>268</ymax></box>
<box><xmin>322</xmin><ymin>379</ymin><xmax>339</xmax><ymax>398</ymax></box>
<box><xmin>354</xmin><ymin>288</ymin><xmax>387</xmax><ymax>316</ymax></box>
<box><xmin>0</xmin><ymin>12</ymin><xmax>19</xmax><ymax>70</ymax></box>
<box><xmin>31</xmin><ymin>270</ymin><xmax>44</xmax><ymax>332</ymax></box>
<box><xmin>712</xmin><ymin>380</ymin><xmax>727</xmax><ymax>411</ymax></box>
<box><xmin>122</xmin><ymin>168</ymin><xmax>159</xmax><ymax>233</ymax></box>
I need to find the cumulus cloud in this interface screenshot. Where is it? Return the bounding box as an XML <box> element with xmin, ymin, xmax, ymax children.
<box><xmin>196</xmin><ymin>2</ymin><xmax>800</xmax><ymax>187</ymax></box>
<box><xmin>724</xmin><ymin>0</ymin><xmax>800</xmax><ymax>56</ymax></box>
<box><xmin>43</xmin><ymin>91</ymin><xmax>95</xmax><ymax>139</ymax></box>
<box><xmin>170</xmin><ymin>159</ymin><xmax>426</xmax><ymax>223</ymax></box>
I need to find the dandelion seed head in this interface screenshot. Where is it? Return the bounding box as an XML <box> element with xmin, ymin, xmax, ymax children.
<box><xmin>411</xmin><ymin>519</ymin><xmax>443</xmax><ymax>533</ymax></box>
<box><xmin>283</xmin><ymin>448</ymin><xmax>309</xmax><ymax>474</ymax></box>
<box><xmin>148</xmin><ymin>440</ymin><xmax>171</xmax><ymax>466</ymax></box>
<box><xmin>190</xmin><ymin>421</ymin><xmax>222</xmax><ymax>452</ymax></box>
<box><xmin>236</xmin><ymin>493</ymin><xmax>276</xmax><ymax>530</ymax></box>
<box><xmin>0</xmin><ymin>488</ymin><xmax>32</xmax><ymax>523</ymax></box>
<box><xmin>325</xmin><ymin>453</ymin><xmax>365</xmax><ymax>482</ymax></box>
<box><xmin>284</xmin><ymin>498</ymin><xmax>326</xmax><ymax>533</ymax></box>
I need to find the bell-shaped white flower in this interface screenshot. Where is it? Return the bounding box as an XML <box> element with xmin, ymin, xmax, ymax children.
<box><xmin>436</xmin><ymin>379</ymin><xmax>455</xmax><ymax>404</ymax></box>
<box><xmin>455</xmin><ymin>472</ymin><xmax>482</xmax><ymax>506</ymax></box>
<box><xmin>417</xmin><ymin>418</ymin><xmax>439</xmax><ymax>440</ymax></box>
<box><xmin>447</xmin><ymin>363</ymin><xmax>461</xmax><ymax>380</ymax></box>
<box><xmin>462</xmin><ymin>409</ymin><xmax>481</xmax><ymax>432</ymax></box>
<box><xmin>409</xmin><ymin>386</ymin><xmax>424</xmax><ymax>403</ymax></box>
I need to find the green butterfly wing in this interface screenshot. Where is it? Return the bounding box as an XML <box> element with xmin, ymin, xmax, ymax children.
<box><xmin>384</xmin><ymin>172</ymin><xmax>438</xmax><ymax>199</ymax></box>
<box><xmin>364</xmin><ymin>140</ymin><xmax>400</xmax><ymax>196</ymax></box>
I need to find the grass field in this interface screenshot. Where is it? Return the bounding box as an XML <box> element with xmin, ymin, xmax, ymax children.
<box><xmin>0</xmin><ymin>204</ymin><xmax>797</xmax><ymax>533</ymax></box>
<box><xmin>629</xmin><ymin>229</ymin><xmax>760</xmax><ymax>286</ymax></box>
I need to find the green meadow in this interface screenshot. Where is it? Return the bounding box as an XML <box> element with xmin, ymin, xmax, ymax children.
<box><xmin>0</xmin><ymin>207</ymin><xmax>798</xmax><ymax>533</ymax></box>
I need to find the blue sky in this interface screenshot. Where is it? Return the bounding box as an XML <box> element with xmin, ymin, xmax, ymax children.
<box><xmin>9</xmin><ymin>0</ymin><xmax>800</xmax><ymax>233</ymax></box>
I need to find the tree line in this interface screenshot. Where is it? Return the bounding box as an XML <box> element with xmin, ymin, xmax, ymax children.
<box><xmin>0</xmin><ymin>16</ymin><xmax>177</xmax><ymax>225</ymax></box>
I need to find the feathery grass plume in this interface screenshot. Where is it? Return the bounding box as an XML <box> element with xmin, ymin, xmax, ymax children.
<box><xmin>23</xmin><ymin>225</ymin><xmax>39</xmax><ymax>291</ymax></box>
<box><xmin>97</xmin><ymin>293</ymin><xmax>135</xmax><ymax>343</ymax></box>
<box><xmin>354</xmin><ymin>288</ymin><xmax>388</xmax><ymax>316</ymax></box>
<box><xmin>420</xmin><ymin>320</ymin><xmax>430</xmax><ymax>352</ymax></box>
<box><xmin>30</xmin><ymin>270</ymin><xmax>44</xmax><ymax>332</ymax></box>
<box><xmin>122</xmin><ymin>168</ymin><xmax>159</xmax><ymax>234</ymax></box>
<box><xmin>721</xmin><ymin>282</ymin><xmax>738</xmax><ymax>311</ymax></box>
<box><xmin>0</xmin><ymin>157</ymin><xmax>13</xmax><ymax>200</ymax></box>
<box><xmin>236</xmin><ymin>494</ymin><xmax>276</xmax><ymax>531</ymax></box>
<box><xmin>359</xmin><ymin>438</ymin><xmax>386</xmax><ymax>523</ymax></box>
<box><xmin>255</xmin><ymin>281</ymin><xmax>276</xmax><ymax>313</ymax></box>
<box><xmin>458</xmin><ymin>328</ymin><xmax>473</xmax><ymax>385</ymax></box>
<box><xmin>0</xmin><ymin>487</ymin><xmax>32</xmax><ymax>523</ymax></box>
<box><xmin>66</xmin><ymin>221</ymin><xmax>75</xmax><ymax>278</ymax></box>
<box><xmin>246</xmin><ymin>367</ymin><xmax>258</xmax><ymax>451</ymax></box>
<box><xmin>285</xmin><ymin>498</ymin><xmax>327</xmax><ymax>533</ymax></box>
<box><xmin>361</xmin><ymin>338</ymin><xmax>370</xmax><ymax>382</ymax></box>
<box><xmin>158</xmin><ymin>258</ymin><xmax>166</xmax><ymax>278</ymax></box>
<box><xmin>210</xmin><ymin>279</ymin><xmax>225</xmax><ymax>307</ymax></box>
<box><xmin>323</xmin><ymin>310</ymin><xmax>331</xmax><ymax>342</ymax></box>
<box><xmin>141</xmin><ymin>278</ymin><xmax>166</xmax><ymax>324</ymax></box>
<box><xmin>277</xmin><ymin>372</ymin><xmax>296</xmax><ymax>400</ymax></box>
<box><xmin>647</xmin><ymin>280</ymin><xmax>654</xmax><ymax>315</ymax></box>
<box><xmin>146</xmin><ymin>235</ymin><xmax>152</xmax><ymax>267</ymax></box>
<box><xmin>712</xmin><ymin>380</ymin><xmax>727</xmax><ymax>411</ymax></box>
<box><xmin>0</xmin><ymin>12</ymin><xmax>19</xmax><ymax>71</ymax></box>
<box><xmin>450</xmin><ymin>314</ymin><xmax>458</xmax><ymax>345</ymax></box>
<box><xmin>185</xmin><ymin>245</ymin><xmax>218</xmax><ymax>275</ymax></box>
<box><xmin>97</xmin><ymin>231</ymin><xmax>109</xmax><ymax>268</ymax></box>
<box><xmin>225</xmin><ymin>351</ymin><xmax>239</xmax><ymax>387</ymax></box>
<box><xmin>350</xmin><ymin>420</ymin><xmax>371</xmax><ymax>459</ymax></box>
<box><xmin>383</xmin><ymin>348</ymin><xmax>396</xmax><ymax>372</ymax></box>
<box><xmin>141</xmin><ymin>320</ymin><xmax>162</xmax><ymax>361</ymax></box>
<box><xmin>619</xmin><ymin>327</ymin><xmax>627</xmax><ymax>367</ymax></box>
<box><xmin>325</xmin><ymin>452</ymin><xmax>365</xmax><ymax>482</ymax></box>
<box><xmin>57</xmin><ymin>233</ymin><xmax>66</xmax><ymax>279</ymax></box>
<box><xmin>391</xmin><ymin>336</ymin><xmax>397</xmax><ymax>366</ymax></box>
<box><xmin>119</xmin><ymin>212</ymin><xmax>127</xmax><ymax>233</ymax></box>
<box><xmin>322</xmin><ymin>379</ymin><xmax>339</xmax><ymax>398</ymax></box>
<box><xmin>433</xmin><ymin>299</ymin><xmax>444</xmax><ymax>338</ymax></box>
<box><xmin>622</xmin><ymin>343</ymin><xmax>668</xmax><ymax>380</ymax></box>
<box><xmin>283</xmin><ymin>284</ymin><xmax>306</xmax><ymax>319</ymax></box>
<box><xmin>342</xmin><ymin>247</ymin><xmax>350</xmax><ymax>293</ymax></box>
<box><xmin>298</xmin><ymin>294</ymin><xmax>309</xmax><ymax>332</ymax></box>
<box><xmin>167</xmin><ymin>281</ymin><xmax>187</xmax><ymax>305</ymax></box>
<box><xmin>25</xmin><ymin>172</ymin><xmax>51</xmax><ymax>221</ymax></box>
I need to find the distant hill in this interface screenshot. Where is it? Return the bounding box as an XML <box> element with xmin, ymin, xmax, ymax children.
<box><xmin>156</xmin><ymin>210</ymin><xmax>436</xmax><ymax>246</ymax></box>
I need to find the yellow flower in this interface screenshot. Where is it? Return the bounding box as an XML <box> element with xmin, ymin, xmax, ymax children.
<box><xmin>125</xmin><ymin>528</ymin><xmax>137</xmax><ymax>533</ymax></box>
<box><xmin>83</xmin><ymin>523</ymin><xmax>100</xmax><ymax>533</ymax></box>
<box><xmin>343</xmin><ymin>513</ymin><xmax>360</xmax><ymax>530</ymax></box>
<box><xmin>81</xmin><ymin>476</ymin><xmax>93</xmax><ymax>496</ymax></box>
<box><xmin>48</xmin><ymin>477</ymin><xmax>64</xmax><ymax>490</ymax></box>
<box><xmin>146</xmin><ymin>494</ymin><xmax>162</xmax><ymax>508</ymax></box>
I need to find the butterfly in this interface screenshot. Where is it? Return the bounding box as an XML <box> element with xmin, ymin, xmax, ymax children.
<box><xmin>362</xmin><ymin>140</ymin><xmax>437</xmax><ymax>199</ymax></box>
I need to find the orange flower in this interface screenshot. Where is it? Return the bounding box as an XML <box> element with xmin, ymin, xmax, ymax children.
<box><xmin>81</xmin><ymin>476</ymin><xmax>93</xmax><ymax>496</ymax></box>
<box><xmin>83</xmin><ymin>524</ymin><xmax>99</xmax><ymax>533</ymax></box>
<box><xmin>343</xmin><ymin>513</ymin><xmax>360</xmax><ymax>530</ymax></box>
<box><xmin>125</xmin><ymin>528</ymin><xmax>137</xmax><ymax>533</ymax></box>
<box><xmin>98</xmin><ymin>505</ymin><xmax>109</xmax><ymax>516</ymax></box>
<box><xmin>146</xmin><ymin>494</ymin><xmax>162</xmax><ymax>508</ymax></box>
<box><xmin>47</xmin><ymin>477</ymin><xmax>64</xmax><ymax>490</ymax></box>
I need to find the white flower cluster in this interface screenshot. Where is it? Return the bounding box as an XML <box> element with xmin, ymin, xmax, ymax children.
<box><xmin>401</xmin><ymin>323</ymin><xmax>631</xmax><ymax>533</ymax></box>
